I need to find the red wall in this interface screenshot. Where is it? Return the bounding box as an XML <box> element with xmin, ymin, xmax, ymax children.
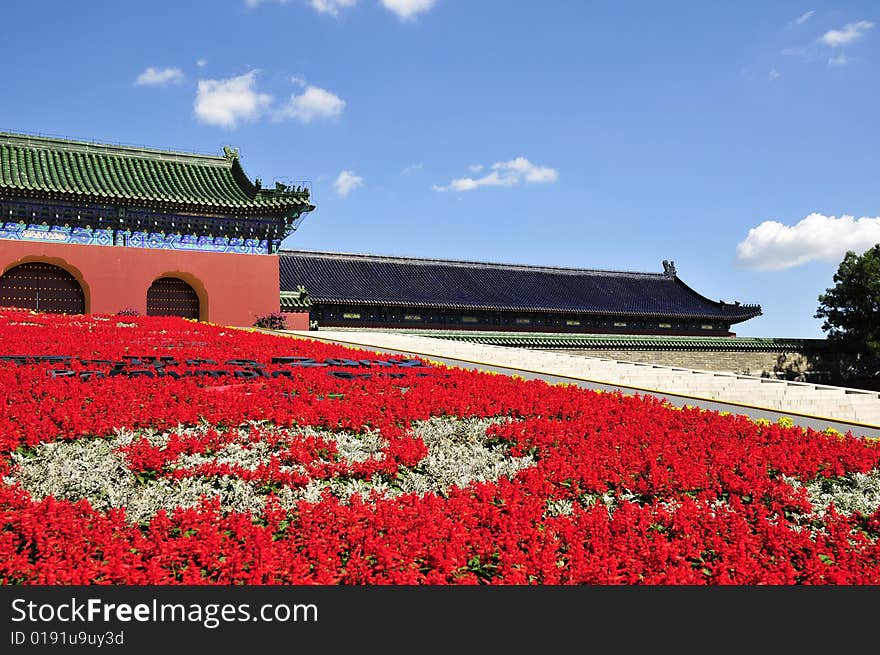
<box><xmin>281</xmin><ymin>312</ymin><xmax>310</xmax><ymax>330</ymax></box>
<box><xmin>0</xmin><ymin>240</ymin><xmax>280</xmax><ymax>327</ymax></box>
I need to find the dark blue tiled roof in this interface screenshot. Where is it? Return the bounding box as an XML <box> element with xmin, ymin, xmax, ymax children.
<box><xmin>279</xmin><ymin>250</ymin><xmax>761</xmax><ymax>323</ymax></box>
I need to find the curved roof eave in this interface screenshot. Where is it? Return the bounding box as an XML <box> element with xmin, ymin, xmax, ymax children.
<box><xmin>670</xmin><ymin>275</ymin><xmax>761</xmax><ymax>321</ymax></box>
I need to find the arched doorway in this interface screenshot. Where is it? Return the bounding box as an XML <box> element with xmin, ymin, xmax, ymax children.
<box><xmin>147</xmin><ymin>277</ymin><xmax>200</xmax><ymax>319</ymax></box>
<box><xmin>0</xmin><ymin>262</ymin><xmax>86</xmax><ymax>314</ymax></box>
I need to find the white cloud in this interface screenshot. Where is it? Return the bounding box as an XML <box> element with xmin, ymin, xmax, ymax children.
<box><xmin>196</xmin><ymin>58</ymin><xmax>207</xmax><ymax>67</ymax></box>
<box><xmin>820</xmin><ymin>20</ymin><xmax>874</xmax><ymax>47</ymax></box>
<box><xmin>736</xmin><ymin>213</ymin><xmax>880</xmax><ymax>270</ymax></box>
<box><xmin>794</xmin><ymin>10</ymin><xmax>815</xmax><ymax>25</ymax></box>
<box><xmin>400</xmin><ymin>162</ymin><xmax>423</xmax><ymax>175</ymax></box>
<box><xmin>433</xmin><ymin>171</ymin><xmax>509</xmax><ymax>192</ymax></box>
<box><xmin>135</xmin><ymin>67</ymin><xmax>184</xmax><ymax>87</ymax></box>
<box><xmin>495</xmin><ymin>156</ymin><xmax>559</xmax><ymax>183</ymax></box>
<box><xmin>291</xmin><ymin>75</ymin><xmax>307</xmax><ymax>88</ymax></box>
<box><xmin>311</xmin><ymin>0</ymin><xmax>356</xmax><ymax>16</ymax></box>
<box><xmin>380</xmin><ymin>0</ymin><xmax>435</xmax><ymax>21</ymax></box>
<box><xmin>334</xmin><ymin>170</ymin><xmax>363</xmax><ymax>197</ymax></box>
<box><xmin>194</xmin><ymin>70</ymin><xmax>272</xmax><ymax>128</ymax></box>
<box><xmin>828</xmin><ymin>54</ymin><xmax>851</xmax><ymax>66</ymax></box>
<box><xmin>193</xmin><ymin>72</ymin><xmax>343</xmax><ymax>128</ymax></box>
<box><xmin>468</xmin><ymin>164</ymin><xmax>484</xmax><ymax>172</ymax></box>
<box><xmin>275</xmin><ymin>85</ymin><xmax>346</xmax><ymax>123</ymax></box>
<box><xmin>433</xmin><ymin>156</ymin><xmax>558</xmax><ymax>192</ymax></box>
<box><xmin>768</xmin><ymin>68</ymin><xmax>781</xmax><ymax>81</ymax></box>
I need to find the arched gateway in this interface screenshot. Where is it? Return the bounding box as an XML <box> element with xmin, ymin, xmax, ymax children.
<box><xmin>0</xmin><ymin>262</ymin><xmax>85</xmax><ymax>314</ymax></box>
<box><xmin>0</xmin><ymin>131</ymin><xmax>315</xmax><ymax>326</ymax></box>
<box><xmin>147</xmin><ymin>277</ymin><xmax>200</xmax><ymax>319</ymax></box>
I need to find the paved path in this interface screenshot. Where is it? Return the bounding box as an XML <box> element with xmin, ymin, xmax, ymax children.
<box><xmin>278</xmin><ymin>330</ymin><xmax>880</xmax><ymax>437</ymax></box>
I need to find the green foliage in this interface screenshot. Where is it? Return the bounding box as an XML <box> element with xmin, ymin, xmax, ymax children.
<box><xmin>463</xmin><ymin>553</ymin><xmax>501</xmax><ymax>583</ymax></box>
<box><xmin>815</xmin><ymin>244</ymin><xmax>880</xmax><ymax>360</ymax></box>
<box><xmin>134</xmin><ymin>469</ymin><xmax>158</xmax><ymax>486</ymax></box>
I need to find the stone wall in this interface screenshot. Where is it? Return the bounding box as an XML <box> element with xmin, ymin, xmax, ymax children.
<box><xmin>551</xmin><ymin>349</ymin><xmax>846</xmax><ymax>381</ymax></box>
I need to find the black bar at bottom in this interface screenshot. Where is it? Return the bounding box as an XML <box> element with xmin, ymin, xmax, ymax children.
<box><xmin>0</xmin><ymin>586</ymin><xmax>874</xmax><ymax>652</ymax></box>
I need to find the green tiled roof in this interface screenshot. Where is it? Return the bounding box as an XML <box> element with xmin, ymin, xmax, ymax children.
<box><xmin>0</xmin><ymin>132</ymin><xmax>313</xmax><ymax>216</ymax></box>
<box><xmin>435</xmin><ymin>332</ymin><xmax>829</xmax><ymax>351</ymax></box>
<box><xmin>280</xmin><ymin>285</ymin><xmax>312</xmax><ymax>309</ymax></box>
<box><xmin>326</xmin><ymin>328</ymin><xmax>831</xmax><ymax>352</ymax></box>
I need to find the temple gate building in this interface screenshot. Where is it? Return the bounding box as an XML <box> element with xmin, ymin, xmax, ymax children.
<box><xmin>0</xmin><ymin>132</ymin><xmax>314</xmax><ymax>326</ymax></box>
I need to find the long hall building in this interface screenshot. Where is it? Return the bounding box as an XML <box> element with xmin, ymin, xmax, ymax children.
<box><xmin>280</xmin><ymin>250</ymin><xmax>761</xmax><ymax>336</ymax></box>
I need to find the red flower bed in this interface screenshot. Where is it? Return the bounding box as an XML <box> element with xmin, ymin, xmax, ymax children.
<box><xmin>1</xmin><ymin>308</ymin><xmax>879</xmax><ymax>584</ymax></box>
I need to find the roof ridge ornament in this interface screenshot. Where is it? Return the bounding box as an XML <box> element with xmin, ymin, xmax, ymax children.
<box><xmin>222</xmin><ymin>145</ymin><xmax>239</xmax><ymax>161</ymax></box>
<box><xmin>662</xmin><ymin>260</ymin><xmax>677</xmax><ymax>277</ymax></box>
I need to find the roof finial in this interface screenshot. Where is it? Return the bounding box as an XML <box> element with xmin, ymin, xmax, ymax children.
<box><xmin>662</xmin><ymin>260</ymin><xmax>677</xmax><ymax>277</ymax></box>
<box><xmin>222</xmin><ymin>145</ymin><xmax>239</xmax><ymax>161</ymax></box>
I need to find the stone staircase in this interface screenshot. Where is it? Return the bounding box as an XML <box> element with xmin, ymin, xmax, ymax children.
<box><xmin>287</xmin><ymin>330</ymin><xmax>880</xmax><ymax>428</ymax></box>
<box><xmin>570</xmin><ymin>358</ymin><xmax>880</xmax><ymax>425</ymax></box>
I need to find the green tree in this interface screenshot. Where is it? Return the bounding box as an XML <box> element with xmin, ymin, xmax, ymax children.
<box><xmin>815</xmin><ymin>244</ymin><xmax>880</xmax><ymax>365</ymax></box>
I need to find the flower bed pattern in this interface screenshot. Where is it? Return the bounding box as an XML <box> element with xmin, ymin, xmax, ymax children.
<box><xmin>1</xmin><ymin>308</ymin><xmax>879</xmax><ymax>584</ymax></box>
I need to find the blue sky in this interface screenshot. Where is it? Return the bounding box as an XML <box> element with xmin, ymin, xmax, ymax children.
<box><xmin>2</xmin><ymin>1</ymin><xmax>879</xmax><ymax>337</ymax></box>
